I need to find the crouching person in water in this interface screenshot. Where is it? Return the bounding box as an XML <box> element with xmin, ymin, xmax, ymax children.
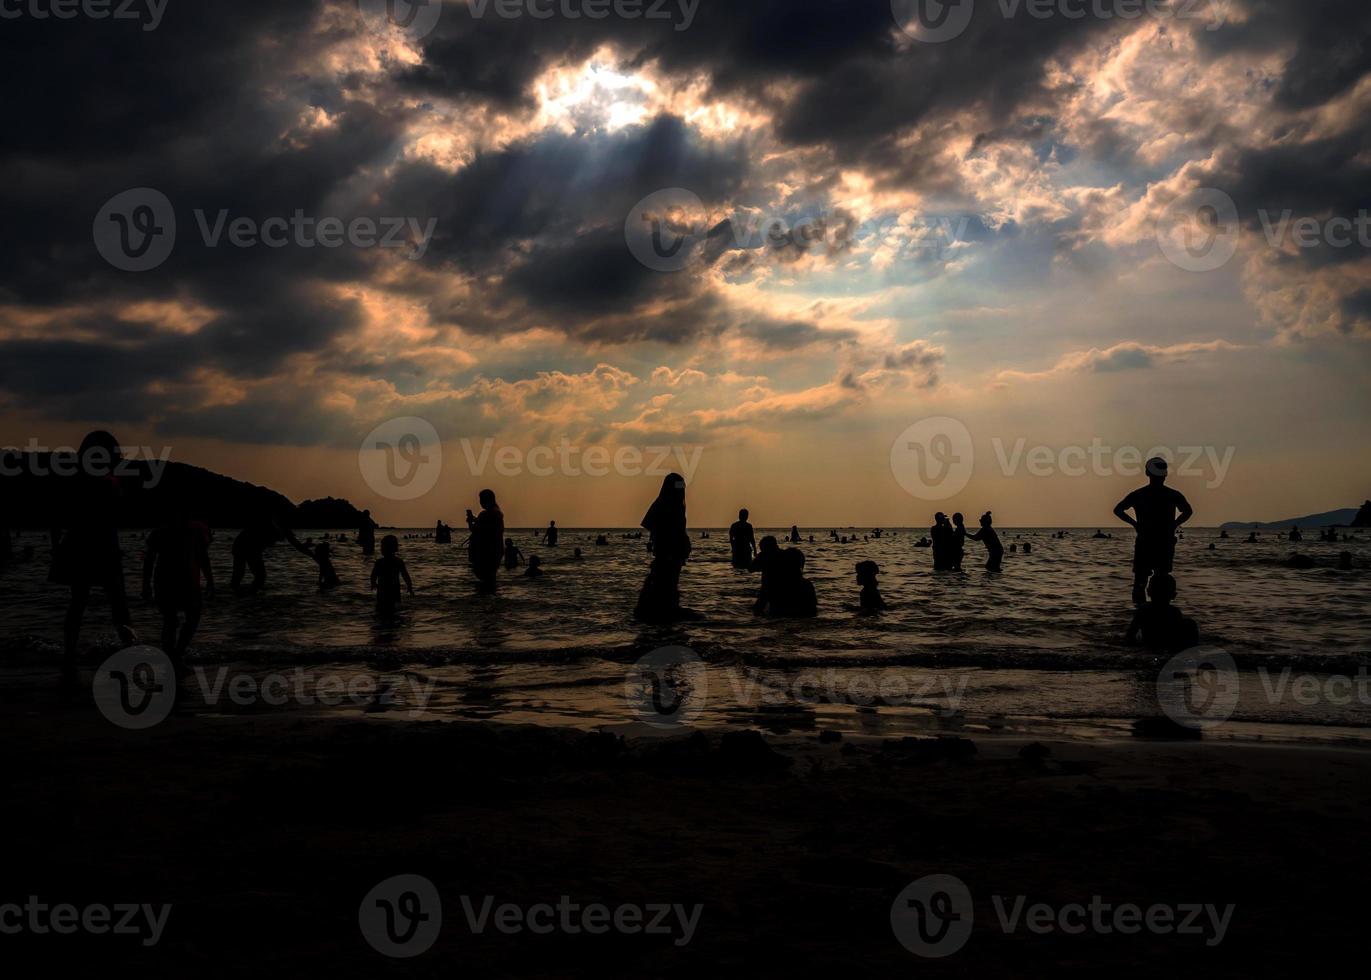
<box><xmin>370</xmin><ymin>535</ymin><xmax>414</xmax><ymax>618</ymax></box>
<box><xmin>1125</xmin><ymin>573</ymin><xmax>1199</xmax><ymax>653</ymax></box>
<box><xmin>769</xmin><ymin>548</ymin><xmax>818</xmax><ymax>617</ymax></box>
<box><xmin>142</xmin><ymin>507</ymin><xmax>215</xmax><ymax>673</ymax></box>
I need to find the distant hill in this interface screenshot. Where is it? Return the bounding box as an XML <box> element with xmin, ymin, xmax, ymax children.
<box><xmin>1221</xmin><ymin>506</ymin><xmax>1361</xmax><ymax>530</ymax></box>
<box><xmin>0</xmin><ymin>453</ymin><xmax>370</xmax><ymax>529</ymax></box>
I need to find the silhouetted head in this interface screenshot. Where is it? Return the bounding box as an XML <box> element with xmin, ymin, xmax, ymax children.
<box><xmin>758</xmin><ymin>535</ymin><xmax>779</xmax><ymax>555</ymax></box>
<box><xmin>77</xmin><ymin>429</ymin><xmax>122</xmax><ymax>478</ymax></box>
<box><xmin>1146</xmin><ymin>456</ymin><xmax>1169</xmax><ymax>483</ymax></box>
<box><xmin>952</xmin><ymin>512</ymin><xmax>964</xmax><ymax>526</ymax></box>
<box><xmin>528</xmin><ymin>555</ymin><xmax>542</xmax><ymax>568</ymax></box>
<box><xmin>784</xmin><ymin>548</ymin><xmax>805</xmax><ymax>572</ymax></box>
<box><xmin>980</xmin><ymin>511</ymin><xmax>993</xmax><ymax>528</ymax></box>
<box><xmin>362</xmin><ymin>509</ymin><xmax>371</xmax><ymax>517</ymax></box>
<box><xmin>574</xmin><ymin>547</ymin><xmax>583</xmax><ymax>558</ymax></box>
<box><xmin>657</xmin><ymin>473</ymin><xmax>686</xmax><ymax>499</ymax></box>
<box><xmin>479</xmin><ymin>489</ymin><xmax>498</xmax><ymax>510</ymax></box>
<box><xmin>380</xmin><ymin>534</ymin><xmax>399</xmax><ymax>557</ymax></box>
<box><xmin>739</xmin><ymin>508</ymin><xmax>749</xmax><ymax>521</ymax></box>
<box><xmin>1148</xmin><ymin>572</ymin><xmax>1177</xmax><ymax>604</ymax></box>
<box><xmin>855</xmin><ymin>560</ymin><xmax>879</xmax><ymax>584</ymax></box>
<box><xmin>549</xmin><ymin>520</ymin><xmax>556</xmax><ymax>527</ymax></box>
<box><xmin>505</xmin><ymin>538</ymin><xmax>514</xmax><ymax>548</ymax></box>
<box><xmin>934</xmin><ymin>512</ymin><xmax>947</xmax><ymax>525</ymax></box>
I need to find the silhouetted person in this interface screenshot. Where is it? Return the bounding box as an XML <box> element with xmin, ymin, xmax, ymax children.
<box><xmin>49</xmin><ymin>431</ymin><xmax>137</xmax><ymax>682</ymax></box>
<box><xmin>313</xmin><ymin>542</ymin><xmax>340</xmax><ymax>589</ymax></box>
<box><xmin>856</xmin><ymin>560</ymin><xmax>885</xmax><ymax>612</ymax></box>
<box><xmin>573</xmin><ymin>547</ymin><xmax>584</xmax><ymax>560</ymax></box>
<box><xmin>950</xmin><ymin>512</ymin><xmax>967</xmax><ymax>571</ymax></box>
<box><xmin>358</xmin><ymin>509</ymin><xmax>377</xmax><ymax>556</ymax></box>
<box><xmin>634</xmin><ymin>473</ymin><xmax>693</xmax><ymax>622</ymax></box>
<box><xmin>1125</xmin><ymin>573</ymin><xmax>1198</xmax><ymax>653</ymax></box>
<box><xmin>142</xmin><ymin>508</ymin><xmax>214</xmax><ymax>668</ymax></box>
<box><xmin>542</xmin><ymin>521</ymin><xmax>559</xmax><ymax>547</ymax></box>
<box><xmin>751</xmin><ymin>535</ymin><xmax>782</xmax><ymax>614</ymax></box>
<box><xmin>1246</xmin><ymin>531</ymin><xmax>1258</xmax><ymax>543</ymax></box>
<box><xmin>466</xmin><ymin>490</ymin><xmax>504</xmax><ymax>592</ymax></box>
<box><xmin>769</xmin><ymin>548</ymin><xmax>817</xmax><ymax>617</ymax></box>
<box><xmin>1113</xmin><ymin>457</ymin><xmax>1193</xmax><ymax>605</ymax></box>
<box><xmin>1219</xmin><ymin>529</ymin><xmax>1229</xmax><ymax>539</ymax></box>
<box><xmin>930</xmin><ymin>512</ymin><xmax>954</xmax><ymax>570</ymax></box>
<box><xmin>788</xmin><ymin>524</ymin><xmax>801</xmax><ymax>544</ymax></box>
<box><xmin>1288</xmin><ymin>526</ymin><xmax>1302</xmax><ymax>542</ymax></box>
<box><xmin>729</xmin><ymin>508</ymin><xmax>756</xmax><ymax>568</ymax></box>
<box><xmin>503</xmin><ymin>538</ymin><xmax>525</xmax><ymax>570</ymax></box>
<box><xmin>231</xmin><ymin>518</ymin><xmax>293</xmax><ymax>594</ymax></box>
<box><xmin>435</xmin><ymin>521</ymin><xmax>452</xmax><ymax>544</ymax></box>
<box><xmin>968</xmin><ymin>511</ymin><xmax>1004</xmax><ymax>572</ymax></box>
<box><xmin>524</xmin><ymin>554</ymin><xmax>544</xmax><ymax>578</ymax></box>
<box><xmin>370</xmin><ymin>534</ymin><xmax>414</xmax><ymax>617</ymax></box>
<box><xmin>595</xmin><ymin>534</ymin><xmax>609</xmax><ymax>546</ymax></box>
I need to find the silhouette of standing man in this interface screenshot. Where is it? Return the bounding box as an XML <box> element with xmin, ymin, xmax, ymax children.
<box><xmin>1113</xmin><ymin>457</ymin><xmax>1193</xmax><ymax>605</ymax></box>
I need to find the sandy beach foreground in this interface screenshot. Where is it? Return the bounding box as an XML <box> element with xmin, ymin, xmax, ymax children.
<box><xmin>4</xmin><ymin>685</ymin><xmax>1369</xmax><ymax>978</ymax></box>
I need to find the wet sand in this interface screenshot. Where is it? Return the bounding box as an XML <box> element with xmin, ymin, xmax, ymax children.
<box><xmin>5</xmin><ymin>683</ymin><xmax>1370</xmax><ymax>977</ymax></box>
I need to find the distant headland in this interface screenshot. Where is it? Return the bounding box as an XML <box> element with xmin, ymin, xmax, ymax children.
<box><xmin>1221</xmin><ymin>501</ymin><xmax>1371</xmax><ymax>531</ymax></box>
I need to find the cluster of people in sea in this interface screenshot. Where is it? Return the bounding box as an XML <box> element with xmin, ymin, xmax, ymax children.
<box><xmin>17</xmin><ymin>433</ymin><xmax>1369</xmax><ymax>683</ymax></box>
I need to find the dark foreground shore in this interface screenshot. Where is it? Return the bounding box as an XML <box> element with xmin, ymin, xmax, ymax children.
<box><xmin>5</xmin><ymin>690</ymin><xmax>1370</xmax><ymax>977</ymax></box>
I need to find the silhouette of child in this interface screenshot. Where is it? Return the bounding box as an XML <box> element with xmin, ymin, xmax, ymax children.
<box><xmin>855</xmin><ymin>560</ymin><xmax>885</xmax><ymax>612</ymax></box>
<box><xmin>142</xmin><ymin>512</ymin><xmax>214</xmax><ymax>668</ymax></box>
<box><xmin>503</xmin><ymin>538</ymin><xmax>525</xmax><ymax>570</ymax></box>
<box><xmin>370</xmin><ymin>535</ymin><xmax>414</xmax><ymax>617</ymax></box>
<box><xmin>313</xmin><ymin>542</ymin><xmax>339</xmax><ymax>589</ymax></box>
<box><xmin>1125</xmin><ymin>573</ymin><xmax>1199</xmax><ymax>653</ymax></box>
<box><xmin>968</xmin><ymin>511</ymin><xmax>1004</xmax><ymax>572</ymax></box>
<box><xmin>524</xmin><ymin>554</ymin><xmax>544</xmax><ymax>578</ymax></box>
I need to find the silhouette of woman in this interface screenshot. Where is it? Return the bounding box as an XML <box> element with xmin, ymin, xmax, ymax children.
<box><xmin>466</xmin><ymin>489</ymin><xmax>504</xmax><ymax>592</ymax></box>
<box><xmin>634</xmin><ymin>473</ymin><xmax>694</xmax><ymax>622</ymax></box>
<box><xmin>49</xmin><ymin>430</ymin><xmax>137</xmax><ymax>684</ymax></box>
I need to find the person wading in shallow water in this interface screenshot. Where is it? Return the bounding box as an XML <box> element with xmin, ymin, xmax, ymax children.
<box><xmin>49</xmin><ymin>430</ymin><xmax>137</xmax><ymax>685</ymax></box>
<box><xmin>634</xmin><ymin>473</ymin><xmax>696</xmax><ymax>623</ymax></box>
<box><xmin>729</xmin><ymin>508</ymin><xmax>756</xmax><ymax>569</ymax></box>
<box><xmin>1113</xmin><ymin>456</ymin><xmax>1193</xmax><ymax>606</ymax></box>
<box><xmin>466</xmin><ymin>489</ymin><xmax>504</xmax><ymax>593</ymax></box>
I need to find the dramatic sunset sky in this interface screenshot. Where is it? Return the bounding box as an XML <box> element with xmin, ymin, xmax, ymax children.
<box><xmin>1</xmin><ymin>0</ymin><xmax>1368</xmax><ymax>526</ymax></box>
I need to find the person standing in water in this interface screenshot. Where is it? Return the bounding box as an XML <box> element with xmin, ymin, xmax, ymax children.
<box><xmin>1113</xmin><ymin>457</ymin><xmax>1193</xmax><ymax>605</ymax></box>
<box><xmin>729</xmin><ymin>508</ymin><xmax>756</xmax><ymax>569</ymax></box>
<box><xmin>788</xmin><ymin>524</ymin><xmax>801</xmax><ymax>544</ymax></box>
<box><xmin>49</xmin><ymin>431</ymin><xmax>137</xmax><ymax>684</ymax></box>
<box><xmin>634</xmin><ymin>473</ymin><xmax>693</xmax><ymax>622</ymax></box>
<box><xmin>466</xmin><ymin>489</ymin><xmax>504</xmax><ymax>592</ymax></box>
<box><xmin>929</xmin><ymin>513</ymin><xmax>953</xmax><ymax>570</ymax></box>
<box><xmin>142</xmin><ymin>506</ymin><xmax>214</xmax><ymax>670</ymax></box>
<box><xmin>542</xmin><ymin>521</ymin><xmax>559</xmax><ymax>547</ymax></box>
<box><xmin>968</xmin><ymin>511</ymin><xmax>1004</xmax><ymax>572</ymax></box>
<box><xmin>358</xmin><ymin>509</ymin><xmax>378</xmax><ymax>556</ymax></box>
<box><xmin>370</xmin><ymin>535</ymin><xmax>414</xmax><ymax>617</ymax></box>
<box><xmin>950</xmin><ymin>513</ymin><xmax>968</xmax><ymax>571</ymax></box>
